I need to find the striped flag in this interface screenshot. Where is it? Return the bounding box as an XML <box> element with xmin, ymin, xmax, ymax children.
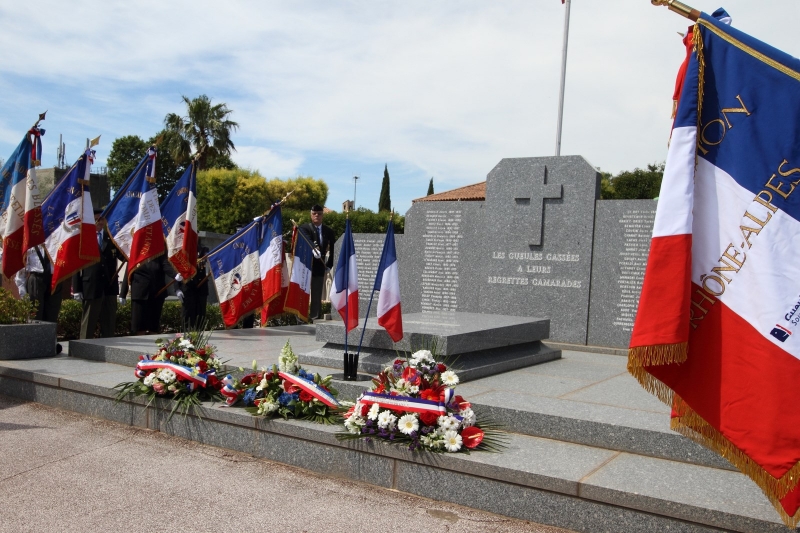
<box><xmin>261</xmin><ymin>241</ymin><xmax>289</xmax><ymax>324</ymax></box>
<box><xmin>0</xmin><ymin>128</ymin><xmax>45</xmax><ymax>278</ymax></box>
<box><xmin>284</xmin><ymin>226</ymin><xmax>313</xmax><ymax>322</ymax></box>
<box><xmin>41</xmin><ymin>149</ymin><xmax>100</xmax><ymax>290</ymax></box>
<box><xmin>629</xmin><ymin>14</ymin><xmax>800</xmax><ymax>527</ymax></box>
<box><xmin>207</xmin><ymin>220</ymin><xmax>263</xmax><ymax>328</ymax></box>
<box><xmin>374</xmin><ymin>219</ymin><xmax>403</xmax><ymax>342</ymax></box>
<box><xmin>160</xmin><ymin>162</ymin><xmax>198</xmax><ymax>279</ymax></box>
<box><xmin>103</xmin><ymin>146</ymin><xmax>165</xmax><ymax>278</ymax></box>
<box><xmin>258</xmin><ymin>206</ymin><xmax>283</xmax><ymax>307</ymax></box>
<box><xmin>330</xmin><ymin>218</ymin><xmax>358</xmax><ymax>332</ymax></box>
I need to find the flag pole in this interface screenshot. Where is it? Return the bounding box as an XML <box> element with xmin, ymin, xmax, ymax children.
<box><xmin>650</xmin><ymin>0</ymin><xmax>699</xmax><ymax>21</ymax></box>
<box><xmin>355</xmin><ymin>210</ymin><xmax>393</xmax><ymax>360</ymax></box>
<box><xmin>554</xmin><ymin>0</ymin><xmax>571</xmax><ymax>157</ymax></box>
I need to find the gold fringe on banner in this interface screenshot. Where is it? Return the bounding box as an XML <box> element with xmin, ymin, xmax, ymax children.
<box><xmin>628</xmin><ymin>363</ymin><xmax>800</xmax><ymax>528</ymax></box>
<box><xmin>628</xmin><ymin>342</ymin><xmax>687</xmax><ymax>368</ymax></box>
<box><xmin>672</xmin><ymin>397</ymin><xmax>800</xmax><ymax>529</ymax></box>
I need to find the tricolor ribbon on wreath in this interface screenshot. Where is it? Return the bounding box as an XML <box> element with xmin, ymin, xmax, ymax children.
<box><xmin>220</xmin><ymin>374</ymin><xmax>239</xmax><ymax>405</ymax></box>
<box><xmin>278</xmin><ymin>371</ymin><xmax>340</xmax><ymax>408</ymax></box>
<box><xmin>135</xmin><ymin>356</ymin><xmax>209</xmax><ymax>391</ymax></box>
<box><xmin>359</xmin><ymin>389</ymin><xmax>455</xmax><ymax>417</ymax></box>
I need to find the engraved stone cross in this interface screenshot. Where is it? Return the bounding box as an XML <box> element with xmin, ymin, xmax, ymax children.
<box><xmin>514</xmin><ymin>166</ymin><xmax>563</xmax><ymax>246</ymax></box>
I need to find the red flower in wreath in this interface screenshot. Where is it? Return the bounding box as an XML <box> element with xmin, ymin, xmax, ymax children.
<box><xmin>461</xmin><ymin>427</ymin><xmax>484</xmax><ymax>449</ymax></box>
<box><xmin>299</xmin><ymin>390</ymin><xmax>314</xmax><ymax>402</ymax></box>
<box><xmin>419</xmin><ymin>412</ymin><xmax>439</xmax><ymax>426</ymax></box>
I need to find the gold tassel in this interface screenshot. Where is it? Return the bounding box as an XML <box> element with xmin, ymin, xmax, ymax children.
<box><xmin>628</xmin><ymin>342</ymin><xmax>687</xmax><ymax>368</ymax></box>
<box><xmin>671</xmin><ymin>398</ymin><xmax>800</xmax><ymax>529</ymax></box>
<box><xmin>693</xmin><ymin>22</ymin><xmax>705</xmax><ymax>172</ymax></box>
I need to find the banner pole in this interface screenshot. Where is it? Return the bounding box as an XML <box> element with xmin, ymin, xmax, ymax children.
<box><xmin>650</xmin><ymin>0</ymin><xmax>699</xmax><ymax>21</ymax></box>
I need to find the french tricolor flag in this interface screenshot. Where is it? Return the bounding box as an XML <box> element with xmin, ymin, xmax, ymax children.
<box><xmin>207</xmin><ymin>220</ymin><xmax>263</xmax><ymax>328</ymax></box>
<box><xmin>330</xmin><ymin>218</ymin><xmax>358</xmax><ymax>332</ymax></box>
<box><xmin>374</xmin><ymin>219</ymin><xmax>403</xmax><ymax>342</ymax></box>
<box><xmin>160</xmin><ymin>162</ymin><xmax>198</xmax><ymax>279</ymax></box>
<box><xmin>103</xmin><ymin>147</ymin><xmax>165</xmax><ymax>278</ymax></box>
<box><xmin>0</xmin><ymin>129</ymin><xmax>45</xmax><ymax>278</ymax></box>
<box><xmin>629</xmin><ymin>14</ymin><xmax>800</xmax><ymax>526</ymax></box>
<box><xmin>284</xmin><ymin>226</ymin><xmax>314</xmax><ymax>322</ymax></box>
<box><xmin>41</xmin><ymin>148</ymin><xmax>101</xmax><ymax>290</ymax></box>
<box><xmin>259</xmin><ymin>206</ymin><xmax>283</xmax><ymax>307</ymax></box>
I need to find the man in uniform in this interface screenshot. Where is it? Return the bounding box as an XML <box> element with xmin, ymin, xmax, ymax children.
<box><xmin>299</xmin><ymin>204</ymin><xmax>335</xmax><ymax>320</ymax></box>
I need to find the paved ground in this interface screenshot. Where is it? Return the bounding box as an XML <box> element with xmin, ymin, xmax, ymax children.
<box><xmin>0</xmin><ymin>394</ymin><xmax>572</xmax><ymax>533</ymax></box>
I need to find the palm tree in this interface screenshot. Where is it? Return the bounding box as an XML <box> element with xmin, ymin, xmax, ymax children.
<box><xmin>163</xmin><ymin>95</ymin><xmax>239</xmax><ymax>170</ymax></box>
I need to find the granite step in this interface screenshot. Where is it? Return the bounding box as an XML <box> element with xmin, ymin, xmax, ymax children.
<box><xmin>66</xmin><ymin>335</ymin><xmax>735</xmax><ymax>472</ymax></box>
<box><xmin>0</xmin><ymin>355</ymin><xmax>790</xmax><ymax>533</ymax></box>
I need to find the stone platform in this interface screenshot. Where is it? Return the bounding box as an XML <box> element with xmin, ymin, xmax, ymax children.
<box><xmin>311</xmin><ymin>312</ymin><xmax>561</xmax><ymax>381</ymax></box>
<box><xmin>0</xmin><ymin>326</ymin><xmax>793</xmax><ymax>532</ymax></box>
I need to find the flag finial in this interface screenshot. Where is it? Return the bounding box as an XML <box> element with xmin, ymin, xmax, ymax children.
<box><xmin>651</xmin><ymin>0</ymin><xmax>699</xmax><ymax>20</ymax></box>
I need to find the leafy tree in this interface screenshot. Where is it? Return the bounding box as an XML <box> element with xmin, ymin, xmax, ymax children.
<box><xmin>427</xmin><ymin>177</ymin><xmax>434</xmax><ymax>196</ymax></box>
<box><xmin>196</xmin><ymin>168</ymin><xmax>270</xmax><ymax>233</ymax></box>
<box><xmin>106</xmin><ymin>135</ymin><xmax>147</xmax><ymax>191</ymax></box>
<box><xmin>286</xmin><ymin>207</ymin><xmax>404</xmax><ymax>237</ymax></box>
<box><xmin>599</xmin><ymin>170</ymin><xmax>614</xmax><ymax>200</ymax></box>
<box><xmin>106</xmin><ymin>133</ymin><xmax>185</xmax><ymax>202</ymax></box>
<box><xmin>607</xmin><ymin>163</ymin><xmax>664</xmax><ymax>200</ymax></box>
<box><xmin>163</xmin><ymin>95</ymin><xmax>239</xmax><ymax>170</ymax></box>
<box><xmin>205</xmin><ymin>151</ymin><xmax>237</xmax><ymax>170</ymax></box>
<box><xmin>378</xmin><ymin>164</ymin><xmax>391</xmax><ymax>212</ymax></box>
<box><xmin>264</xmin><ymin>176</ymin><xmax>328</xmax><ymax>211</ymax></box>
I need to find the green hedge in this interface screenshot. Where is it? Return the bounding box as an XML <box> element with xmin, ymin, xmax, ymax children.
<box><xmin>57</xmin><ymin>298</ymin><xmax>329</xmax><ymax>339</ymax></box>
<box><xmin>58</xmin><ymin>300</ymin><xmax>225</xmax><ymax>340</ymax></box>
<box><xmin>282</xmin><ymin>207</ymin><xmax>404</xmax><ymax>237</ymax></box>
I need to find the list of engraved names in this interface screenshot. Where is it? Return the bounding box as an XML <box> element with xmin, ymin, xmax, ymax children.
<box><xmin>613</xmin><ymin>209</ymin><xmax>655</xmax><ymax>332</ymax></box>
<box><xmin>421</xmin><ymin>210</ymin><xmax>462</xmax><ymax>311</ymax></box>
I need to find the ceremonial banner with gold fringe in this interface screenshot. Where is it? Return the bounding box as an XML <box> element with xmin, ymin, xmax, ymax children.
<box><xmin>630</xmin><ymin>13</ymin><xmax>800</xmax><ymax>527</ymax></box>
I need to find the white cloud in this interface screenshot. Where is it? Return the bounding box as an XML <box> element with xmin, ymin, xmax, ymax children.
<box><xmin>233</xmin><ymin>146</ymin><xmax>304</xmax><ymax>178</ymax></box>
<box><xmin>1</xmin><ymin>0</ymin><xmax>799</xmax><ymax>212</ymax></box>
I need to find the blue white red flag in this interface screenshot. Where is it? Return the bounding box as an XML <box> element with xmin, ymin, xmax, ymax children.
<box><xmin>262</xmin><ymin>238</ymin><xmax>289</xmax><ymax>324</ymax></box>
<box><xmin>629</xmin><ymin>14</ymin><xmax>800</xmax><ymax>527</ymax></box>
<box><xmin>160</xmin><ymin>162</ymin><xmax>197</xmax><ymax>279</ymax></box>
<box><xmin>283</xmin><ymin>226</ymin><xmax>313</xmax><ymax>322</ymax></box>
<box><xmin>374</xmin><ymin>219</ymin><xmax>402</xmax><ymax>342</ymax></box>
<box><xmin>258</xmin><ymin>206</ymin><xmax>283</xmax><ymax>306</ymax></box>
<box><xmin>207</xmin><ymin>220</ymin><xmax>263</xmax><ymax>328</ymax></box>
<box><xmin>41</xmin><ymin>149</ymin><xmax>100</xmax><ymax>290</ymax></box>
<box><xmin>330</xmin><ymin>218</ymin><xmax>358</xmax><ymax>332</ymax></box>
<box><xmin>103</xmin><ymin>146</ymin><xmax>165</xmax><ymax>279</ymax></box>
<box><xmin>0</xmin><ymin>128</ymin><xmax>45</xmax><ymax>278</ymax></box>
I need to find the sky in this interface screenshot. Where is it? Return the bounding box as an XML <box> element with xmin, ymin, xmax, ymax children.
<box><xmin>1</xmin><ymin>1</ymin><xmax>799</xmax><ymax>215</ymax></box>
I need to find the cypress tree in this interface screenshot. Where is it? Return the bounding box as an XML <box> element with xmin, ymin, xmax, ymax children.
<box><xmin>427</xmin><ymin>177</ymin><xmax>434</xmax><ymax>196</ymax></box>
<box><xmin>378</xmin><ymin>164</ymin><xmax>391</xmax><ymax>212</ymax></box>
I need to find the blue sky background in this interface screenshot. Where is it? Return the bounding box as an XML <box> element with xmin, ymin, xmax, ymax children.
<box><xmin>1</xmin><ymin>1</ymin><xmax>798</xmax><ymax>215</ymax></box>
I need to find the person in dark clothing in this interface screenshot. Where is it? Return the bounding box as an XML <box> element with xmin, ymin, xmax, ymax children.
<box><xmin>72</xmin><ymin>212</ymin><xmax>124</xmax><ymax>339</ymax></box>
<box><xmin>120</xmin><ymin>255</ymin><xmax>173</xmax><ymax>335</ymax></box>
<box><xmin>299</xmin><ymin>204</ymin><xmax>335</xmax><ymax>320</ymax></box>
<box><xmin>177</xmin><ymin>245</ymin><xmax>210</xmax><ymax>329</ymax></box>
<box><xmin>16</xmin><ymin>245</ymin><xmax>63</xmax><ymax>323</ymax></box>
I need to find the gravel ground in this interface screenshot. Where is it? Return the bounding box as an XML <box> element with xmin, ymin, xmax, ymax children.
<box><xmin>0</xmin><ymin>394</ymin><xmax>572</xmax><ymax>533</ymax></box>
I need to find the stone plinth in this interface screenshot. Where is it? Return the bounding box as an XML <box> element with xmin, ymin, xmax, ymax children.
<box><xmin>309</xmin><ymin>312</ymin><xmax>560</xmax><ymax>381</ymax></box>
<box><xmin>0</xmin><ymin>321</ymin><xmax>58</xmax><ymax>359</ymax></box>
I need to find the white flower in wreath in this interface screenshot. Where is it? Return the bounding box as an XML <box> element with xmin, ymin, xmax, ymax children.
<box><xmin>178</xmin><ymin>338</ymin><xmax>194</xmax><ymax>350</ymax></box>
<box><xmin>459</xmin><ymin>407</ymin><xmax>476</xmax><ymax>428</ymax></box>
<box><xmin>344</xmin><ymin>414</ymin><xmax>365</xmax><ymax>434</ymax></box>
<box><xmin>410</xmin><ymin>350</ymin><xmax>434</xmax><ymax>366</ymax></box>
<box><xmin>158</xmin><ymin>368</ymin><xmax>177</xmax><ymax>384</ymax></box>
<box><xmin>377</xmin><ymin>410</ymin><xmax>397</xmax><ymax>430</ymax></box>
<box><xmin>440</xmin><ymin>370</ymin><xmax>459</xmax><ymax>386</ymax></box>
<box><xmin>256</xmin><ymin>377</ymin><xmax>269</xmax><ymax>392</ymax></box>
<box><xmin>437</xmin><ymin>415</ymin><xmax>460</xmax><ymax>432</ymax></box>
<box><xmin>398</xmin><ymin>413</ymin><xmax>419</xmax><ymax>435</ymax></box>
<box><xmin>443</xmin><ymin>430</ymin><xmax>462</xmax><ymax>452</ymax></box>
<box><xmin>367</xmin><ymin>403</ymin><xmax>380</xmax><ymax>421</ymax></box>
<box><xmin>258</xmin><ymin>400</ymin><xmax>279</xmax><ymax>415</ymax></box>
<box><xmin>143</xmin><ymin>373</ymin><xmax>155</xmax><ymax>387</ymax></box>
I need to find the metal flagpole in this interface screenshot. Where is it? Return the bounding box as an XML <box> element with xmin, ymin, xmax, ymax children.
<box><xmin>555</xmin><ymin>0</ymin><xmax>571</xmax><ymax>157</ymax></box>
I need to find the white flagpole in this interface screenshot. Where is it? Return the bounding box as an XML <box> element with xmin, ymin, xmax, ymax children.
<box><xmin>555</xmin><ymin>0</ymin><xmax>571</xmax><ymax>156</ymax></box>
